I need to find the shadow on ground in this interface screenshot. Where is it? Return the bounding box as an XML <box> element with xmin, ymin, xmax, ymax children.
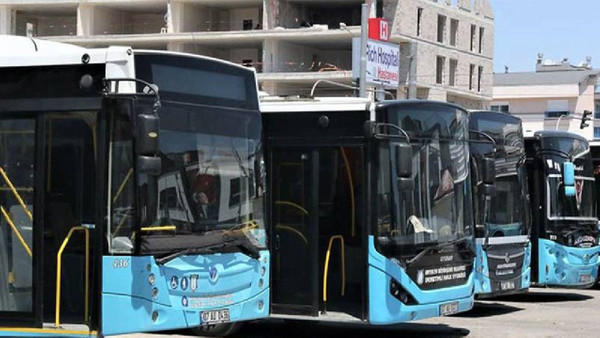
<box><xmin>452</xmin><ymin>301</ymin><xmax>522</xmax><ymax>318</ymax></box>
<box><xmin>227</xmin><ymin>319</ymin><xmax>470</xmax><ymax>338</ymax></box>
<box><xmin>497</xmin><ymin>290</ymin><xmax>593</xmax><ymax>303</ymax></box>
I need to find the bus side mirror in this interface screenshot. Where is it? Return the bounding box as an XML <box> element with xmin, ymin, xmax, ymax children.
<box><xmin>482</xmin><ymin>157</ymin><xmax>496</xmax><ymax>185</ymax></box>
<box><xmin>138</xmin><ymin>156</ymin><xmax>161</xmax><ymax>175</ymax></box>
<box><xmin>136</xmin><ymin>114</ymin><xmax>159</xmax><ymax>156</ymax></box>
<box><xmin>562</xmin><ymin>162</ymin><xmax>576</xmax><ymax>197</ymax></box>
<box><xmin>395</xmin><ymin>144</ymin><xmax>414</xmax><ymax>190</ymax></box>
<box><xmin>481</xmin><ymin>157</ymin><xmax>496</xmax><ymax>196</ymax></box>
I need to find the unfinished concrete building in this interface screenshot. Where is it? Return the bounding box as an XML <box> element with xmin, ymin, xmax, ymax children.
<box><xmin>0</xmin><ymin>0</ymin><xmax>493</xmax><ymax>107</ymax></box>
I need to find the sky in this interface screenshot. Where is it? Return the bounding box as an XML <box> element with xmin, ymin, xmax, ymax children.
<box><xmin>490</xmin><ymin>0</ymin><xmax>600</xmax><ymax>73</ymax></box>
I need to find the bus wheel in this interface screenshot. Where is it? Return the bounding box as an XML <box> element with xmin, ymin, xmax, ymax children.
<box><xmin>191</xmin><ymin>323</ymin><xmax>241</xmax><ymax>337</ymax></box>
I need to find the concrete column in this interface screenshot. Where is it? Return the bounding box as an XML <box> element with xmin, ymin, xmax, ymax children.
<box><xmin>77</xmin><ymin>3</ymin><xmax>94</xmax><ymax>36</ymax></box>
<box><xmin>168</xmin><ymin>0</ymin><xmax>183</xmax><ymax>33</ymax></box>
<box><xmin>262</xmin><ymin>38</ymin><xmax>278</xmax><ymax>73</ymax></box>
<box><xmin>0</xmin><ymin>6</ymin><xmax>11</xmax><ymax>35</ymax></box>
<box><xmin>167</xmin><ymin>42</ymin><xmax>184</xmax><ymax>52</ymax></box>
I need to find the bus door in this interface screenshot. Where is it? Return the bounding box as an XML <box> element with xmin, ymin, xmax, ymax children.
<box><xmin>270</xmin><ymin>145</ymin><xmax>365</xmax><ymax>319</ymax></box>
<box><xmin>270</xmin><ymin>148</ymin><xmax>320</xmax><ymax>316</ymax></box>
<box><xmin>0</xmin><ymin>111</ymin><xmax>99</xmax><ymax>330</ymax></box>
<box><xmin>0</xmin><ymin>116</ymin><xmax>40</xmax><ymax>326</ymax></box>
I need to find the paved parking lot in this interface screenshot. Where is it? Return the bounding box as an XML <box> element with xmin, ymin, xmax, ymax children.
<box><xmin>121</xmin><ymin>286</ymin><xmax>600</xmax><ymax>338</ymax></box>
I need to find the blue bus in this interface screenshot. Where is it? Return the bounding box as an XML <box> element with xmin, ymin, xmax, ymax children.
<box><xmin>0</xmin><ymin>36</ymin><xmax>268</xmax><ymax>337</ymax></box>
<box><xmin>525</xmin><ymin>131</ymin><xmax>600</xmax><ymax>288</ymax></box>
<box><xmin>261</xmin><ymin>98</ymin><xmax>475</xmax><ymax>324</ymax></box>
<box><xmin>469</xmin><ymin>111</ymin><xmax>531</xmax><ymax>297</ymax></box>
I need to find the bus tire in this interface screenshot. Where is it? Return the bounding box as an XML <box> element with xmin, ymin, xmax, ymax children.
<box><xmin>191</xmin><ymin>322</ymin><xmax>241</xmax><ymax>337</ymax></box>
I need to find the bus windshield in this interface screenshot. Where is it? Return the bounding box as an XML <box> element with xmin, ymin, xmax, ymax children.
<box><xmin>541</xmin><ymin>136</ymin><xmax>596</xmax><ymax>222</ymax></box>
<box><xmin>109</xmin><ymin>103</ymin><xmax>266</xmax><ymax>255</ymax></box>
<box><xmin>470</xmin><ymin>113</ymin><xmax>528</xmax><ymax>237</ymax></box>
<box><xmin>376</xmin><ymin>103</ymin><xmax>473</xmax><ymax>258</ymax></box>
<box><xmin>488</xmin><ymin>174</ymin><xmax>526</xmax><ymax>235</ymax></box>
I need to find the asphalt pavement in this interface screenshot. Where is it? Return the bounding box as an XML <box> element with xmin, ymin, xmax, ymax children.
<box><xmin>120</xmin><ymin>286</ymin><xmax>600</xmax><ymax>338</ymax></box>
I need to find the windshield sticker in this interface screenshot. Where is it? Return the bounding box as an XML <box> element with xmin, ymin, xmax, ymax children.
<box><xmin>170</xmin><ymin>276</ymin><xmax>179</xmax><ymax>290</ymax></box>
<box><xmin>182</xmin><ymin>296</ymin><xmax>188</xmax><ymax>307</ymax></box>
<box><xmin>190</xmin><ymin>274</ymin><xmax>199</xmax><ymax>292</ymax></box>
<box><xmin>417</xmin><ymin>264</ymin><xmax>467</xmax><ymax>287</ymax></box>
<box><xmin>180</xmin><ymin>276</ymin><xmax>189</xmax><ymax>291</ymax></box>
<box><xmin>575</xmin><ymin>180</ymin><xmax>584</xmax><ymax>209</ymax></box>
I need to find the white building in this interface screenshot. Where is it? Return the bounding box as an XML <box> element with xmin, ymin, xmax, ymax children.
<box><xmin>0</xmin><ymin>0</ymin><xmax>494</xmax><ymax>107</ymax></box>
<box><xmin>492</xmin><ymin>55</ymin><xmax>599</xmax><ymax>141</ymax></box>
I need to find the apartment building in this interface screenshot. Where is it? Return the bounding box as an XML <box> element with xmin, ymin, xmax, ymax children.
<box><xmin>492</xmin><ymin>54</ymin><xmax>599</xmax><ymax>141</ymax></box>
<box><xmin>0</xmin><ymin>0</ymin><xmax>493</xmax><ymax>106</ymax></box>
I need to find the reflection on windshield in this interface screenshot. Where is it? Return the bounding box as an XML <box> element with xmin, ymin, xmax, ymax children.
<box><xmin>470</xmin><ymin>115</ymin><xmax>528</xmax><ymax>237</ymax></box>
<box><xmin>487</xmin><ymin>174</ymin><xmax>525</xmax><ymax>236</ymax></box>
<box><xmin>376</xmin><ymin>104</ymin><xmax>473</xmax><ymax>252</ymax></box>
<box><xmin>108</xmin><ymin>104</ymin><xmax>266</xmax><ymax>254</ymax></box>
<box><xmin>541</xmin><ymin>137</ymin><xmax>596</xmax><ymax>221</ymax></box>
<box><xmin>155</xmin><ymin>131</ymin><xmax>259</xmax><ymax>230</ymax></box>
<box><xmin>547</xmin><ymin>175</ymin><xmax>595</xmax><ymax>220</ymax></box>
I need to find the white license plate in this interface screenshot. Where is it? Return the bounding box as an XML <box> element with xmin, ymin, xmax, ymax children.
<box><xmin>579</xmin><ymin>274</ymin><xmax>592</xmax><ymax>284</ymax></box>
<box><xmin>200</xmin><ymin>309</ymin><xmax>230</xmax><ymax>325</ymax></box>
<box><xmin>440</xmin><ymin>301</ymin><xmax>459</xmax><ymax>316</ymax></box>
<box><xmin>500</xmin><ymin>281</ymin><xmax>515</xmax><ymax>291</ymax></box>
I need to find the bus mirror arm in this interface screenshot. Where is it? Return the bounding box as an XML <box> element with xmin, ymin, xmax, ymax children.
<box><xmin>364</xmin><ymin>121</ymin><xmax>411</xmax><ymax>144</ymax></box>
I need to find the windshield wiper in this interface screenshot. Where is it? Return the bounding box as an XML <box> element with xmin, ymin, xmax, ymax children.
<box><xmin>155</xmin><ymin>236</ymin><xmax>261</xmax><ymax>265</ymax></box>
<box><xmin>405</xmin><ymin>236</ymin><xmax>473</xmax><ymax>268</ymax></box>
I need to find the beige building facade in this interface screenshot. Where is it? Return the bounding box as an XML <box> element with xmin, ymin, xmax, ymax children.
<box><xmin>492</xmin><ymin>55</ymin><xmax>599</xmax><ymax>141</ymax></box>
<box><xmin>0</xmin><ymin>0</ymin><xmax>493</xmax><ymax>107</ymax></box>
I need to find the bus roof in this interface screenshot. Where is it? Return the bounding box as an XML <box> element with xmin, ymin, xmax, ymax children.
<box><xmin>534</xmin><ymin>130</ymin><xmax>588</xmax><ymax>142</ymax></box>
<box><xmin>260</xmin><ymin>96</ymin><xmax>372</xmax><ymax>113</ymax></box>
<box><xmin>470</xmin><ymin>110</ymin><xmax>523</xmax><ymax>123</ymax></box>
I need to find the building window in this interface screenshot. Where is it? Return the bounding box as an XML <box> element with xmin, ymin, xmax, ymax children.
<box><xmin>479</xmin><ymin>27</ymin><xmax>485</xmax><ymax>53</ymax></box>
<box><xmin>546</xmin><ymin>100</ymin><xmax>569</xmax><ymax>118</ymax></box>
<box><xmin>417</xmin><ymin>8</ymin><xmax>423</xmax><ymax>36</ymax></box>
<box><xmin>595</xmin><ymin>102</ymin><xmax>600</xmax><ymax>119</ymax></box>
<box><xmin>436</xmin><ymin>56</ymin><xmax>446</xmax><ymax>85</ymax></box>
<box><xmin>437</xmin><ymin>15</ymin><xmax>446</xmax><ymax>43</ymax></box>
<box><xmin>477</xmin><ymin>66</ymin><xmax>483</xmax><ymax>92</ymax></box>
<box><xmin>491</xmin><ymin>105</ymin><xmax>509</xmax><ymax>113</ymax></box>
<box><xmin>470</xmin><ymin>24</ymin><xmax>476</xmax><ymax>52</ymax></box>
<box><xmin>469</xmin><ymin>64</ymin><xmax>475</xmax><ymax>90</ymax></box>
<box><xmin>594</xmin><ymin>127</ymin><xmax>600</xmax><ymax>139</ymax></box>
<box><xmin>449</xmin><ymin>59</ymin><xmax>458</xmax><ymax>86</ymax></box>
<box><xmin>545</xmin><ymin>111</ymin><xmax>569</xmax><ymax>118</ymax></box>
<box><xmin>450</xmin><ymin>19</ymin><xmax>459</xmax><ymax>47</ymax></box>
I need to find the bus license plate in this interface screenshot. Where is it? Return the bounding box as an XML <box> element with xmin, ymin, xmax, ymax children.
<box><xmin>440</xmin><ymin>301</ymin><xmax>459</xmax><ymax>316</ymax></box>
<box><xmin>579</xmin><ymin>274</ymin><xmax>592</xmax><ymax>284</ymax></box>
<box><xmin>500</xmin><ymin>281</ymin><xmax>515</xmax><ymax>291</ymax></box>
<box><xmin>200</xmin><ymin>309</ymin><xmax>230</xmax><ymax>325</ymax></box>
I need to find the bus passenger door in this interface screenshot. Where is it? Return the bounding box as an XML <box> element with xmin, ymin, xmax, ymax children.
<box><xmin>0</xmin><ymin>117</ymin><xmax>40</xmax><ymax>326</ymax></box>
<box><xmin>270</xmin><ymin>149</ymin><xmax>320</xmax><ymax>316</ymax></box>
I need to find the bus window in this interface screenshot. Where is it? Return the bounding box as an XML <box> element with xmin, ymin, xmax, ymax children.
<box><xmin>109</xmin><ymin>107</ymin><xmax>136</xmax><ymax>253</ymax></box>
<box><xmin>0</xmin><ymin>119</ymin><xmax>35</xmax><ymax>313</ymax></box>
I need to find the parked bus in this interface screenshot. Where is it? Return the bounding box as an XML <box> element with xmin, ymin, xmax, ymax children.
<box><xmin>261</xmin><ymin>98</ymin><xmax>476</xmax><ymax>324</ymax></box>
<box><xmin>525</xmin><ymin>131</ymin><xmax>600</xmax><ymax>288</ymax></box>
<box><xmin>0</xmin><ymin>35</ymin><xmax>268</xmax><ymax>337</ymax></box>
<box><xmin>469</xmin><ymin>111</ymin><xmax>531</xmax><ymax>297</ymax></box>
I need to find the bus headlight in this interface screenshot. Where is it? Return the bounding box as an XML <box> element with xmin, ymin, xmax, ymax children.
<box><xmin>390</xmin><ymin>279</ymin><xmax>418</xmax><ymax>305</ymax></box>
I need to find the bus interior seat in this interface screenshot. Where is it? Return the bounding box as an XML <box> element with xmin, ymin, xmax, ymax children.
<box><xmin>9</xmin><ymin>206</ymin><xmax>32</xmax><ymax>289</ymax></box>
<box><xmin>0</xmin><ymin>225</ymin><xmax>11</xmax><ymax>311</ymax></box>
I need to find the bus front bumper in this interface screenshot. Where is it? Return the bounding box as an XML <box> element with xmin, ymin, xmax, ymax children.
<box><xmin>537</xmin><ymin>239</ymin><xmax>600</xmax><ymax>288</ymax></box>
